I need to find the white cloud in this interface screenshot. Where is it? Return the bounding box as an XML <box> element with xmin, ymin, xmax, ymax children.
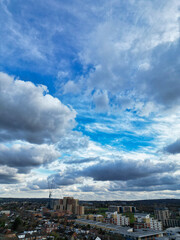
<box><xmin>0</xmin><ymin>72</ymin><xmax>76</xmax><ymax>144</ymax></box>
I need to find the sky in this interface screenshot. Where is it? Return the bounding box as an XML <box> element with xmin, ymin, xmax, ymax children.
<box><xmin>0</xmin><ymin>0</ymin><xmax>180</xmax><ymax>200</ymax></box>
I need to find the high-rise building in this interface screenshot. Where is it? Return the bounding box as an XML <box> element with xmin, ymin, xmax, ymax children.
<box><xmin>154</xmin><ymin>208</ymin><xmax>170</xmax><ymax>221</ymax></box>
<box><xmin>53</xmin><ymin>197</ymin><xmax>84</xmax><ymax>215</ymax></box>
<box><xmin>108</xmin><ymin>205</ymin><xmax>136</xmax><ymax>213</ymax></box>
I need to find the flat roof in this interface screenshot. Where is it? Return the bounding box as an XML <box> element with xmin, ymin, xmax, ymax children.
<box><xmin>76</xmin><ymin>219</ymin><xmax>164</xmax><ymax>237</ymax></box>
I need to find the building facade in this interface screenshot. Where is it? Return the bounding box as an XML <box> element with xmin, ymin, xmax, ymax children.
<box><xmin>108</xmin><ymin>205</ymin><xmax>136</xmax><ymax>213</ymax></box>
<box><xmin>154</xmin><ymin>208</ymin><xmax>170</xmax><ymax>221</ymax></box>
<box><xmin>53</xmin><ymin>197</ymin><xmax>84</xmax><ymax>215</ymax></box>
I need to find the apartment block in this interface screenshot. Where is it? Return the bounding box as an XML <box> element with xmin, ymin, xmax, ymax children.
<box><xmin>154</xmin><ymin>208</ymin><xmax>170</xmax><ymax>221</ymax></box>
<box><xmin>150</xmin><ymin>218</ymin><xmax>163</xmax><ymax>231</ymax></box>
<box><xmin>53</xmin><ymin>197</ymin><xmax>84</xmax><ymax>215</ymax></box>
<box><xmin>134</xmin><ymin>213</ymin><xmax>162</xmax><ymax>231</ymax></box>
<box><xmin>108</xmin><ymin>205</ymin><xmax>136</xmax><ymax>213</ymax></box>
<box><xmin>105</xmin><ymin>212</ymin><xmax>129</xmax><ymax>226</ymax></box>
<box><xmin>116</xmin><ymin>213</ymin><xmax>130</xmax><ymax>226</ymax></box>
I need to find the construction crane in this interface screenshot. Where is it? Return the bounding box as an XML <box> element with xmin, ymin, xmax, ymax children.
<box><xmin>47</xmin><ymin>176</ymin><xmax>55</xmax><ymax>209</ymax></box>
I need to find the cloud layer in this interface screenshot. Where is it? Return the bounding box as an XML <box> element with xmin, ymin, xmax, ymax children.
<box><xmin>0</xmin><ymin>0</ymin><xmax>180</xmax><ymax>199</ymax></box>
<box><xmin>79</xmin><ymin>159</ymin><xmax>177</xmax><ymax>181</ymax></box>
<box><xmin>0</xmin><ymin>143</ymin><xmax>60</xmax><ymax>173</ymax></box>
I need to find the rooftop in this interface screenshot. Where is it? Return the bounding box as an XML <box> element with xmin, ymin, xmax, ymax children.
<box><xmin>76</xmin><ymin>219</ymin><xmax>165</xmax><ymax>237</ymax></box>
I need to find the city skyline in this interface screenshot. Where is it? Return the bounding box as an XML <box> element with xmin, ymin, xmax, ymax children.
<box><xmin>0</xmin><ymin>0</ymin><xmax>180</xmax><ymax>200</ymax></box>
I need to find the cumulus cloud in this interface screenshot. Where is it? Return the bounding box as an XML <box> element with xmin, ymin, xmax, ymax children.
<box><xmin>78</xmin><ymin>1</ymin><xmax>180</xmax><ymax>111</ymax></box>
<box><xmin>35</xmin><ymin>156</ymin><xmax>180</xmax><ymax>193</ymax></box>
<box><xmin>47</xmin><ymin>158</ymin><xmax>178</xmax><ymax>191</ymax></box>
<box><xmin>86</xmin><ymin>39</ymin><xmax>180</xmax><ymax>112</ymax></box>
<box><xmin>0</xmin><ymin>72</ymin><xmax>76</xmax><ymax>144</ymax></box>
<box><xmin>138</xmin><ymin>41</ymin><xmax>180</xmax><ymax>107</ymax></box>
<box><xmin>26</xmin><ymin>173</ymin><xmax>82</xmax><ymax>190</ymax></box>
<box><xmin>27</xmin><ymin>179</ymin><xmax>49</xmax><ymax>190</ymax></box>
<box><xmin>48</xmin><ymin>173</ymin><xmax>82</xmax><ymax>187</ymax></box>
<box><xmin>0</xmin><ymin>143</ymin><xmax>60</xmax><ymax>173</ymax></box>
<box><xmin>109</xmin><ymin>174</ymin><xmax>180</xmax><ymax>192</ymax></box>
<box><xmin>0</xmin><ymin>166</ymin><xmax>19</xmax><ymax>184</ymax></box>
<box><xmin>164</xmin><ymin>139</ymin><xmax>180</xmax><ymax>154</ymax></box>
<box><xmin>80</xmin><ymin>159</ymin><xmax>176</xmax><ymax>181</ymax></box>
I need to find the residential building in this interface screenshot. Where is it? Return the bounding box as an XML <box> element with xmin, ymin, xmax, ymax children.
<box><xmin>108</xmin><ymin>205</ymin><xmax>136</xmax><ymax>213</ymax></box>
<box><xmin>150</xmin><ymin>218</ymin><xmax>163</xmax><ymax>231</ymax></box>
<box><xmin>154</xmin><ymin>208</ymin><xmax>170</xmax><ymax>221</ymax></box>
<box><xmin>163</xmin><ymin>219</ymin><xmax>180</xmax><ymax>228</ymax></box>
<box><xmin>105</xmin><ymin>211</ymin><xmax>129</xmax><ymax>226</ymax></box>
<box><xmin>116</xmin><ymin>213</ymin><xmax>129</xmax><ymax>226</ymax></box>
<box><xmin>134</xmin><ymin>213</ymin><xmax>150</xmax><ymax>223</ymax></box>
<box><xmin>53</xmin><ymin>197</ymin><xmax>84</xmax><ymax>215</ymax></box>
<box><xmin>134</xmin><ymin>213</ymin><xmax>162</xmax><ymax>231</ymax></box>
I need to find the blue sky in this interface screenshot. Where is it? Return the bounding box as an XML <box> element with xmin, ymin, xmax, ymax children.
<box><xmin>0</xmin><ymin>0</ymin><xmax>180</xmax><ymax>200</ymax></box>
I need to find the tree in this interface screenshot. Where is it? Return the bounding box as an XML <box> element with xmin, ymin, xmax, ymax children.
<box><xmin>12</xmin><ymin>217</ymin><xmax>22</xmax><ymax>231</ymax></box>
<box><xmin>0</xmin><ymin>214</ymin><xmax>7</xmax><ymax>228</ymax></box>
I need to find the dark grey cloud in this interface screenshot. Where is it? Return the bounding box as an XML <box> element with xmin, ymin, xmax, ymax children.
<box><xmin>128</xmin><ymin>175</ymin><xmax>178</xmax><ymax>187</ymax></box>
<box><xmin>0</xmin><ymin>72</ymin><xmax>76</xmax><ymax>144</ymax></box>
<box><xmin>138</xmin><ymin>41</ymin><xmax>180</xmax><ymax>107</ymax></box>
<box><xmin>164</xmin><ymin>139</ymin><xmax>180</xmax><ymax>154</ymax></box>
<box><xmin>79</xmin><ymin>159</ymin><xmax>176</xmax><ymax>181</ymax></box>
<box><xmin>27</xmin><ymin>179</ymin><xmax>49</xmax><ymax>190</ymax></box>
<box><xmin>0</xmin><ymin>143</ymin><xmax>60</xmax><ymax>173</ymax></box>
<box><xmin>0</xmin><ymin>173</ymin><xmax>19</xmax><ymax>184</ymax></box>
<box><xmin>0</xmin><ymin>167</ymin><xmax>19</xmax><ymax>184</ymax></box>
<box><xmin>48</xmin><ymin>173</ymin><xmax>82</xmax><ymax>187</ymax></box>
<box><xmin>46</xmin><ymin>158</ymin><xmax>179</xmax><ymax>192</ymax></box>
<box><xmin>26</xmin><ymin>155</ymin><xmax>180</xmax><ymax>192</ymax></box>
<box><xmin>26</xmin><ymin>174</ymin><xmax>82</xmax><ymax>190</ymax></box>
<box><xmin>65</xmin><ymin>157</ymin><xmax>99</xmax><ymax>164</ymax></box>
<box><xmin>109</xmin><ymin>174</ymin><xmax>180</xmax><ymax>192</ymax></box>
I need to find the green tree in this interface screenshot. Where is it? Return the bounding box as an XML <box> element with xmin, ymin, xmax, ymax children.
<box><xmin>12</xmin><ymin>217</ymin><xmax>22</xmax><ymax>231</ymax></box>
<box><xmin>0</xmin><ymin>214</ymin><xmax>7</xmax><ymax>228</ymax></box>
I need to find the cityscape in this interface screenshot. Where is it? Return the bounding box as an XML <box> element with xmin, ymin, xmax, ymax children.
<box><xmin>0</xmin><ymin>197</ymin><xmax>180</xmax><ymax>239</ymax></box>
<box><xmin>0</xmin><ymin>0</ymin><xmax>180</xmax><ymax>239</ymax></box>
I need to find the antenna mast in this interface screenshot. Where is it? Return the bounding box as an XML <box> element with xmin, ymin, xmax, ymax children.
<box><xmin>47</xmin><ymin>177</ymin><xmax>55</xmax><ymax>209</ymax></box>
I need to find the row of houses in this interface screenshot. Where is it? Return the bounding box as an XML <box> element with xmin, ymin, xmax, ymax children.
<box><xmin>79</xmin><ymin>212</ymin><xmax>163</xmax><ymax>231</ymax></box>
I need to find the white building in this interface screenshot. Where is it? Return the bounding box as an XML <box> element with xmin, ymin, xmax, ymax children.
<box><xmin>134</xmin><ymin>213</ymin><xmax>150</xmax><ymax>223</ymax></box>
<box><xmin>150</xmin><ymin>218</ymin><xmax>163</xmax><ymax>231</ymax></box>
<box><xmin>134</xmin><ymin>213</ymin><xmax>162</xmax><ymax>231</ymax></box>
<box><xmin>116</xmin><ymin>214</ymin><xmax>129</xmax><ymax>226</ymax></box>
